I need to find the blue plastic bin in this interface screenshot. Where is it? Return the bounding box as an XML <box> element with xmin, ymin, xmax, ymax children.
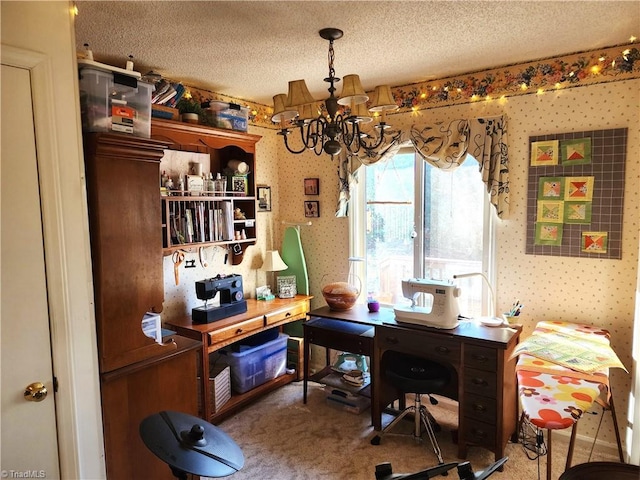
<box><xmin>221</xmin><ymin>333</ymin><xmax>288</xmax><ymax>393</ymax></box>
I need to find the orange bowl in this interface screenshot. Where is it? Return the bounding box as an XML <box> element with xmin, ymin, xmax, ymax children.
<box><xmin>322</xmin><ymin>281</ymin><xmax>359</xmax><ymax>311</ymax></box>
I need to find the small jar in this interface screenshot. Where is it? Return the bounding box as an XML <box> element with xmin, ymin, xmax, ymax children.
<box><xmin>367</xmin><ymin>298</ymin><xmax>380</xmax><ymax>313</ymax></box>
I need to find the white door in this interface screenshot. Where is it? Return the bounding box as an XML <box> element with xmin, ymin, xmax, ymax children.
<box><xmin>1</xmin><ymin>64</ymin><xmax>61</xmax><ymax>478</ymax></box>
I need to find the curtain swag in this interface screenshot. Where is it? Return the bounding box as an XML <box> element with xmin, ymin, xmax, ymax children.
<box><xmin>409</xmin><ymin>116</ymin><xmax>510</xmax><ymax>218</ymax></box>
<box><xmin>338</xmin><ymin>115</ymin><xmax>509</xmax><ymax>219</ymax></box>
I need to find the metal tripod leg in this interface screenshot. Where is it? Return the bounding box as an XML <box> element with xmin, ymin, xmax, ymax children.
<box><xmin>419</xmin><ymin>405</ymin><xmax>444</xmax><ymax>464</ymax></box>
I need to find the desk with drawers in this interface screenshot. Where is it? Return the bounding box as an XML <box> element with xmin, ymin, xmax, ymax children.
<box><xmin>305</xmin><ymin>305</ymin><xmax>521</xmax><ymax>461</ymax></box>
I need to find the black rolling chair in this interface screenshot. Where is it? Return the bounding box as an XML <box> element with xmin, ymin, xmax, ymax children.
<box><xmin>371</xmin><ymin>351</ymin><xmax>451</xmax><ymax>467</ymax></box>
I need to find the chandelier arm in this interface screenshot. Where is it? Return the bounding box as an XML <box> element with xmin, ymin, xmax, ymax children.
<box><xmin>339</xmin><ymin>115</ymin><xmax>362</xmax><ymax>155</ymax></box>
<box><xmin>359</xmin><ymin>124</ymin><xmax>402</xmax><ymax>153</ymax></box>
<box><xmin>280</xmin><ymin>129</ymin><xmax>308</xmax><ymax>155</ymax></box>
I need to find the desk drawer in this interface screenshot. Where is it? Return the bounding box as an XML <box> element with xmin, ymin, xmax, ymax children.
<box><xmin>464</xmin><ymin>367</ymin><xmax>497</xmax><ymax>397</ymax></box>
<box><xmin>207</xmin><ymin>317</ymin><xmax>264</xmax><ymax>346</ymax></box>
<box><xmin>464</xmin><ymin>417</ymin><xmax>496</xmax><ymax>447</ymax></box>
<box><xmin>464</xmin><ymin>393</ymin><xmax>497</xmax><ymax>425</ymax></box>
<box><xmin>464</xmin><ymin>345</ymin><xmax>497</xmax><ymax>372</ymax></box>
<box><xmin>265</xmin><ymin>303</ymin><xmax>307</xmax><ymax>326</ymax></box>
<box><xmin>378</xmin><ymin>327</ymin><xmax>460</xmax><ymax>366</ymax></box>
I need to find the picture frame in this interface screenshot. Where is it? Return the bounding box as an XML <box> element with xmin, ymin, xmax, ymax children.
<box><xmin>304</xmin><ymin>200</ymin><xmax>319</xmax><ymax>218</ymax></box>
<box><xmin>257</xmin><ymin>185</ymin><xmax>272</xmax><ymax>212</ymax></box>
<box><xmin>304</xmin><ymin>178</ymin><xmax>319</xmax><ymax>195</ymax></box>
<box><xmin>277</xmin><ymin>275</ymin><xmax>297</xmax><ymax>298</ymax></box>
<box><xmin>228</xmin><ymin>175</ymin><xmax>248</xmax><ymax>197</ymax></box>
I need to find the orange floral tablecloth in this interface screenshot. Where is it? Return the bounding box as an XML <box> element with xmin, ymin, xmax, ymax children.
<box><xmin>514</xmin><ymin>321</ymin><xmax>625</xmax><ymax>430</ymax></box>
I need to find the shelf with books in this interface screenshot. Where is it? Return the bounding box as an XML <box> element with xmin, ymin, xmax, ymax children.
<box><xmin>161</xmin><ymin>194</ymin><xmax>256</xmax><ymax>255</ymax></box>
<box><xmin>152</xmin><ymin>118</ymin><xmax>261</xmax><ymax>264</ymax></box>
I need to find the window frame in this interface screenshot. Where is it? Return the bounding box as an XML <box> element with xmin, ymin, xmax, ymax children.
<box><xmin>349</xmin><ymin>148</ymin><xmax>497</xmax><ymax>316</ymax></box>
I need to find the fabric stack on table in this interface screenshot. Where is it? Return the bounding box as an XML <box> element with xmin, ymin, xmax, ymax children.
<box><xmin>512</xmin><ymin>321</ymin><xmax>627</xmax><ymax>480</ymax></box>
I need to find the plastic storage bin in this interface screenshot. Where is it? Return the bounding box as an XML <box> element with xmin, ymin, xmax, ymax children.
<box><xmin>79</xmin><ymin>64</ymin><xmax>153</xmax><ymax>138</ymax></box>
<box><xmin>203</xmin><ymin>101</ymin><xmax>249</xmax><ymax>132</ymax></box>
<box><xmin>221</xmin><ymin>333</ymin><xmax>288</xmax><ymax>394</ymax></box>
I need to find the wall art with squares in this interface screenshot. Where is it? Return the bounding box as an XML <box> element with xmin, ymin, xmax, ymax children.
<box><xmin>526</xmin><ymin>128</ymin><xmax>627</xmax><ymax>259</ymax></box>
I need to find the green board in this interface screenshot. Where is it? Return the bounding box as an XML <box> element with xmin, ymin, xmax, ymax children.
<box><xmin>280</xmin><ymin>226</ymin><xmax>309</xmax><ymax>295</ymax></box>
<box><xmin>281</xmin><ymin>226</ymin><xmax>309</xmax><ymax>338</ymax></box>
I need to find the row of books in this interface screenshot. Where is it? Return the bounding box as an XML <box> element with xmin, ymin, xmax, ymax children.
<box><xmin>152</xmin><ymin>80</ymin><xmax>186</xmax><ymax>108</ymax></box>
<box><xmin>169</xmin><ymin>201</ymin><xmax>234</xmax><ymax>245</ymax></box>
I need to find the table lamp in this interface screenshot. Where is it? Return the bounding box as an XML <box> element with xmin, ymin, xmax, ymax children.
<box><xmin>453</xmin><ymin>272</ymin><xmax>504</xmax><ymax>326</ymax></box>
<box><xmin>139</xmin><ymin>410</ymin><xmax>244</xmax><ymax>479</ymax></box>
<box><xmin>261</xmin><ymin>250</ymin><xmax>288</xmax><ymax>295</ymax></box>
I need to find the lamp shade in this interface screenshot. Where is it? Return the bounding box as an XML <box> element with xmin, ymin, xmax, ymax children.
<box><xmin>286</xmin><ymin>80</ymin><xmax>315</xmax><ymax>108</ymax></box>
<box><xmin>350</xmin><ymin>102</ymin><xmax>373</xmax><ymax>124</ymax></box>
<box><xmin>271</xmin><ymin>93</ymin><xmax>298</xmax><ymax>123</ymax></box>
<box><xmin>297</xmin><ymin>102</ymin><xmax>321</xmax><ymax>122</ymax></box>
<box><xmin>261</xmin><ymin>250</ymin><xmax>288</xmax><ymax>272</ymax></box>
<box><xmin>368</xmin><ymin>85</ymin><xmax>398</xmax><ymax>112</ymax></box>
<box><xmin>338</xmin><ymin>74</ymin><xmax>369</xmax><ymax>106</ymax></box>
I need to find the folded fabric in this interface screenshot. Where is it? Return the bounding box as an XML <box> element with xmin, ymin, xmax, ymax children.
<box><xmin>511</xmin><ymin>321</ymin><xmax>627</xmax><ymax>374</ymax></box>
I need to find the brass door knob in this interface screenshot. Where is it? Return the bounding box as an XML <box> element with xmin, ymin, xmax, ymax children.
<box><xmin>24</xmin><ymin>382</ymin><xmax>48</xmax><ymax>402</ymax></box>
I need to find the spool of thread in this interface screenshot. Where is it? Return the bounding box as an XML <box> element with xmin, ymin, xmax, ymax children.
<box><xmin>126</xmin><ymin>55</ymin><xmax>134</xmax><ymax>71</ymax></box>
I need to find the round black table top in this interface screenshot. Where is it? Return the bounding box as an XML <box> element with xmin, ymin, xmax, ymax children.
<box><xmin>559</xmin><ymin>462</ymin><xmax>639</xmax><ymax>480</ymax></box>
<box><xmin>139</xmin><ymin>410</ymin><xmax>244</xmax><ymax>478</ymax></box>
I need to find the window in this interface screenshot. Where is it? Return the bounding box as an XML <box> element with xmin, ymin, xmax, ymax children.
<box><xmin>350</xmin><ymin>148</ymin><xmax>495</xmax><ymax>318</ymax></box>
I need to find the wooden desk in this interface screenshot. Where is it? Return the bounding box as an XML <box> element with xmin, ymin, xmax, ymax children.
<box><xmin>165</xmin><ymin>295</ymin><xmax>312</xmax><ymax>423</ymax></box>
<box><xmin>308</xmin><ymin>305</ymin><xmax>521</xmax><ymax>461</ymax></box>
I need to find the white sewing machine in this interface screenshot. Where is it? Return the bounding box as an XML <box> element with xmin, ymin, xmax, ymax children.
<box><xmin>393</xmin><ymin>278</ymin><xmax>461</xmax><ymax>329</ymax></box>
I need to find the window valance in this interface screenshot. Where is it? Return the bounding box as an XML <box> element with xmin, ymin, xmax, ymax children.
<box><xmin>338</xmin><ymin>115</ymin><xmax>510</xmax><ymax>219</ymax></box>
<box><xmin>410</xmin><ymin>116</ymin><xmax>510</xmax><ymax>218</ymax></box>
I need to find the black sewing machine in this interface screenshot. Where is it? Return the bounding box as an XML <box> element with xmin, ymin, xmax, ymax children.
<box><xmin>192</xmin><ymin>274</ymin><xmax>247</xmax><ymax>324</ymax></box>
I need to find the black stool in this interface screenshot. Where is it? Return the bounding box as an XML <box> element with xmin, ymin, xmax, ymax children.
<box><xmin>371</xmin><ymin>351</ymin><xmax>451</xmax><ymax>466</ymax></box>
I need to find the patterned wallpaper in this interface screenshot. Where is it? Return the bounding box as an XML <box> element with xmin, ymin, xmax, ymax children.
<box><xmin>185</xmin><ymin>43</ymin><xmax>639</xmax><ymax>130</ymax></box>
<box><xmin>162</xmin><ymin>72</ymin><xmax>638</xmax><ymax>450</ymax></box>
<box><xmin>273</xmin><ymin>79</ymin><xmax>639</xmax><ymax>448</ymax></box>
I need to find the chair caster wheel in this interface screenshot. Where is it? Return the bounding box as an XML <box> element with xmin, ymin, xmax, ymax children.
<box><xmin>371</xmin><ymin>435</ymin><xmax>381</xmax><ymax>445</ymax></box>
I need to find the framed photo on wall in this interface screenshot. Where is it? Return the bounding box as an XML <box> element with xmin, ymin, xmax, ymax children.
<box><xmin>257</xmin><ymin>185</ymin><xmax>271</xmax><ymax>212</ymax></box>
<box><xmin>304</xmin><ymin>178</ymin><xmax>319</xmax><ymax>195</ymax></box>
<box><xmin>304</xmin><ymin>200</ymin><xmax>319</xmax><ymax>218</ymax></box>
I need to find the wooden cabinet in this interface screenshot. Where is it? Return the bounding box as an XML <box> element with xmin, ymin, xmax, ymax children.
<box><xmin>83</xmin><ymin>133</ymin><xmax>176</xmax><ymax>372</ymax></box>
<box><xmin>151</xmin><ymin>119</ymin><xmax>261</xmax><ymax>263</ymax></box>
<box><xmin>373</xmin><ymin>321</ymin><xmax>520</xmax><ymax>462</ymax></box>
<box><xmin>166</xmin><ymin>296</ymin><xmax>312</xmax><ymax>423</ymax></box>
<box><xmin>83</xmin><ymin>133</ymin><xmax>201</xmax><ymax>479</ymax></box>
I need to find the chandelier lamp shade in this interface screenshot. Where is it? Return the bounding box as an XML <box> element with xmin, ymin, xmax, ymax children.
<box><xmin>271</xmin><ymin>28</ymin><xmax>400</xmax><ymax>157</ymax></box>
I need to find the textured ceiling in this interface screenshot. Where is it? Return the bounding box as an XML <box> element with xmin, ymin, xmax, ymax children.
<box><xmin>74</xmin><ymin>1</ymin><xmax>639</xmax><ymax>106</ymax></box>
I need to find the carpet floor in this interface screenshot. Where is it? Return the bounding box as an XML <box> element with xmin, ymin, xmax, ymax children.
<box><xmin>217</xmin><ymin>381</ymin><xmax>619</xmax><ymax>480</ymax></box>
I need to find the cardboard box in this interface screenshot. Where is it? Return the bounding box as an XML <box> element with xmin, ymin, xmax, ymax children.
<box><xmin>152</xmin><ymin>104</ymin><xmax>180</xmax><ymax>121</ymax></box>
<box><xmin>287</xmin><ymin>336</ymin><xmax>304</xmax><ymax>380</ymax></box>
<box><xmin>197</xmin><ymin>363</ymin><xmax>231</xmax><ymax>415</ymax></box>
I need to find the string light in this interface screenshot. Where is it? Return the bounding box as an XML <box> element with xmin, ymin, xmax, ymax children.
<box><xmin>520</xmin><ymin>83</ymin><xmax>528</xmax><ymax>90</ymax></box>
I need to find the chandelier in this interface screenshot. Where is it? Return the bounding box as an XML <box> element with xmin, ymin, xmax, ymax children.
<box><xmin>271</xmin><ymin>28</ymin><xmax>400</xmax><ymax>157</ymax></box>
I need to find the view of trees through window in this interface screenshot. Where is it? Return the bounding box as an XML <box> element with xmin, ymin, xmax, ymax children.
<box><xmin>363</xmin><ymin>151</ymin><xmax>487</xmax><ymax>317</ymax></box>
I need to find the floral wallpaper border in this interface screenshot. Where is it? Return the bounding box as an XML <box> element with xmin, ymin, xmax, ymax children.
<box><xmin>185</xmin><ymin>43</ymin><xmax>639</xmax><ymax>129</ymax></box>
